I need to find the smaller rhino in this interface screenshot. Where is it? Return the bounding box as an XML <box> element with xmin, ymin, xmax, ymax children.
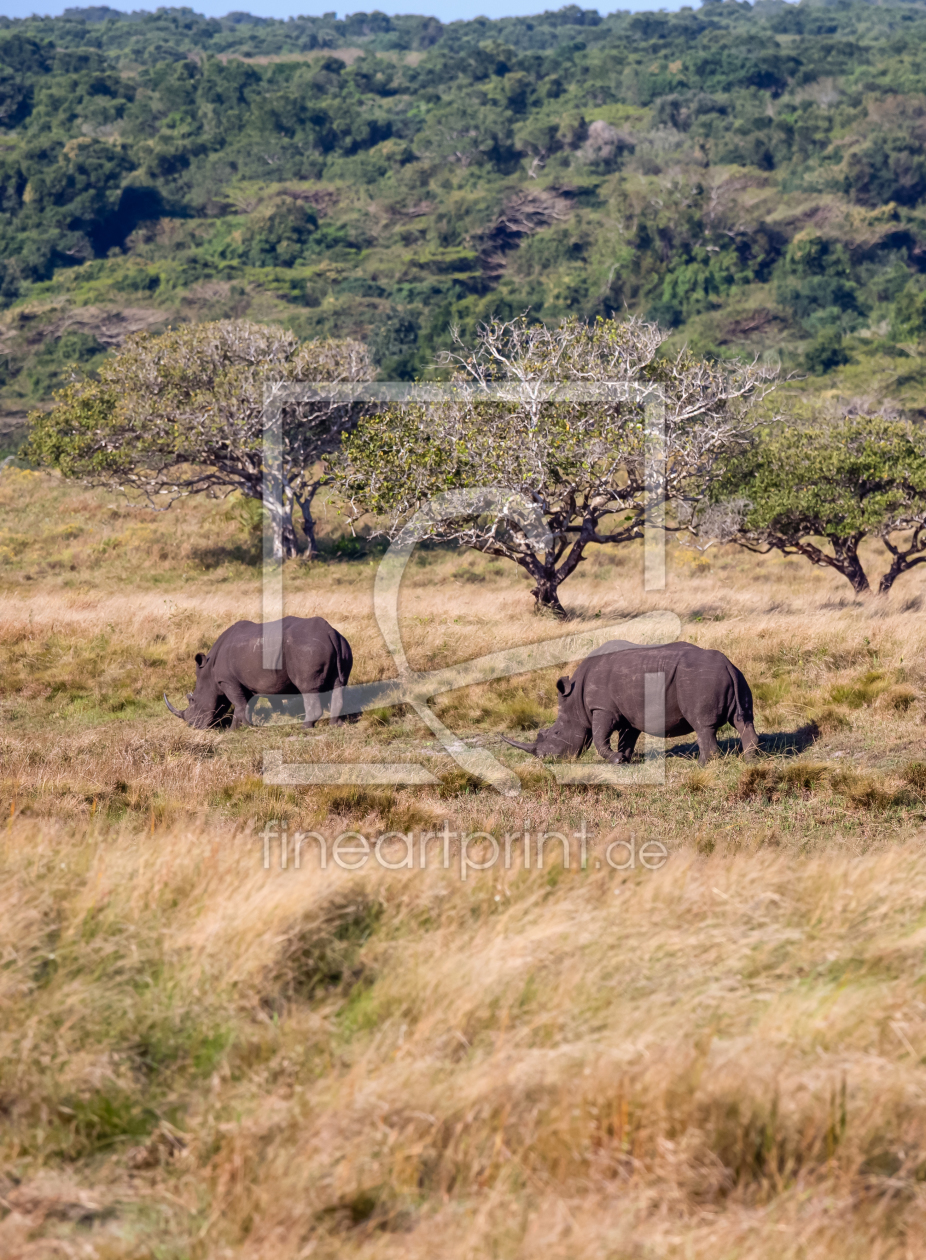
<box><xmin>503</xmin><ymin>640</ymin><xmax>758</xmax><ymax>767</ymax></box>
<box><xmin>165</xmin><ymin>616</ymin><xmax>352</xmax><ymax>731</ymax></box>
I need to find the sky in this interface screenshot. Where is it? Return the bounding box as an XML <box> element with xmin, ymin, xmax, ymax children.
<box><xmin>1</xmin><ymin>1</ymin><xmax>698</xmax><ymax>23</ymax></box>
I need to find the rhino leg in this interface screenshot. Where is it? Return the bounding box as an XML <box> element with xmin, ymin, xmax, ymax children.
<box><xmin>329</xmin><ymin>681</ymin><xmax>346</xmax><ymax>726</ymax></box>
<box><xmin>733</xmin><ymin>715</ymin><xmax>759</xmax><ymax>760</ymax></box>
<box><xmin>694</xmin><ymin>726</ymin><xmax>721</xmax><ymax>765</ymax></box>
<box><xmin>592</xmin><ymin>710</ymin><xmax>638</xmax><ymax>763</ymax></box>
<box><xmin>223</xmin><ymin>683</ymin><xmax>253</xmax><ymax>731</ymax></box>
<box><xmin>614</xmin><ymin>726</ymin><xmax>641</xmax><ymax>763</ymax></box>
<box><xmin>302</xmin><ymin>691</ymin><xmax>323</xmax><ymax>729</ymax></box>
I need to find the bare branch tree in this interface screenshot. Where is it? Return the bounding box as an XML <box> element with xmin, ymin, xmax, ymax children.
<box><xmin>338</xmin><ymin>315</ymin><xmax>776</xmax><ymax>614</ymax></box>
<box><xmin>26</xmin><ymin>320</ymin><xmax>372</xmax><ymax>561</ymax></box>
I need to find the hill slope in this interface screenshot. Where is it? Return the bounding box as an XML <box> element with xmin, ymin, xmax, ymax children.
<box><xmin>4</xmin><ymin>0</ymin><xmax>926</xmax><ymax>446</ymax></box>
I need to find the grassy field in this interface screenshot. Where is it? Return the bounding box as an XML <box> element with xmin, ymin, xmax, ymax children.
<box><xmin>3</xmin><ymin>465</ymin><xmax>926</xmax><ymax>1258</ymax></box>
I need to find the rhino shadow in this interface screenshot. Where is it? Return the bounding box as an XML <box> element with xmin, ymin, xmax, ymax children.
<box><xmin>247</xmin><ymin>695</ymin><xmax>361</xmax><ymax>726</ymax></box>
<box><xmin>249</xmin><ymin>695</ymin><xmax>308</xmax><ymax>725</ymax></box>
<box><xmin>663</xmin><ymin>721</ymin><xmax>820</xmax><ymax>761</ymax></box>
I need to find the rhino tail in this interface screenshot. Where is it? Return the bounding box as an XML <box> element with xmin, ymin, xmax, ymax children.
<box><xmin>727</xmin><ymin>662</ymin><xmax>753</xmax><ymax>724</ymax></box>
<box><xmin>336</xmin><ymin>632</ymin><xmax>353</xmax><ymax>687</ymax></box>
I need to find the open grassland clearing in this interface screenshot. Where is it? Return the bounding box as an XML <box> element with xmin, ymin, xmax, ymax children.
<box><xmin>3</xmin><ymin>471</ymin><xmax>926</xmax><ymax>845</ymax></box>
<box><xmin>4</xmin><ymin>469</ymin><xmax>926</xmax><ymax>1255</ymax></box>
<box><xmin>3</xmin><ymin>824</ymin><xmax>926</xmax><ymax>1258</ymax></box>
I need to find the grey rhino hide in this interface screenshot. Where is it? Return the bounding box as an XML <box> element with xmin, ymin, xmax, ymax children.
<box><xmin>503</xmin><ymin>640</ymin><xmax>759</xmax><ymax>767</ymax></box>
<box><xmin>165</xmin><ymin>615</ymin><xmax>353</xmax><ymax>731</ymax></box>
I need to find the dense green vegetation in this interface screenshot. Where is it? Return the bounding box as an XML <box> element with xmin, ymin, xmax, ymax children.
<box><xmin>712</xmin><ymin>414</ymin><xmax>926</xmax><ymax>593</ymax></box>
<box><xmin>5</xmin><ymin>0</ymin><xmax>926</xmax><ymax>448</ymax></box>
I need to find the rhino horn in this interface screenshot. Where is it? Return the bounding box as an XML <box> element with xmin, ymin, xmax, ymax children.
<box><xmin>164</xmin><ymin>693</ymin><xmax>186</xmax><ymax>719</ymax></box>
<box><xmin>502</xmin><ymin>734</ymin><xmax>539</xmax><ymax>755</ymax></box>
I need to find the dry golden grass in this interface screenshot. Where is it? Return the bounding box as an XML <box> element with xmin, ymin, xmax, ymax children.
<box><xmin>4</xmin><ymin>468</ymin><xmax>926</xmax><ymax>1257</ymax></box>
<box><xmin>3</xmin><ymin>819</ymin><xmax>926</xmax><ymax>1258</ymax></box>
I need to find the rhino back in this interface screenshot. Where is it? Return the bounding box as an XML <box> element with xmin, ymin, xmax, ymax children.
<box><xmin>205</xmin><ymin>617</ymin><xmax>349</xmax><ymax>696</ymax></box>
<box><xmin>207</xmin><ymin>621</ymin><xmax>268</xmax><ymax>685</ymax></box>
<box><xmin>280</xmin><ymin>617</ymin><xmax>346</xmax><ymax>692</ymax></box>
<box><xmin>203</xmin><ymin>620</ymin><xmax>259</xmax><ymax>670</ymax></box>
<box><xmin>576</xmin><ymin>641</ymin><xmax>742</xmax><ymax>731</ymax></box>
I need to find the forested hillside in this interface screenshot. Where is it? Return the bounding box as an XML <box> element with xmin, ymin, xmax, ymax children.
<box><xmin>4</xmin><ymin>0</ymin><xmax>926</xmax><ymax>449</ymax></box>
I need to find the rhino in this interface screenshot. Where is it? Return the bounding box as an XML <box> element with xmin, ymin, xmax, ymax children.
<box><xmin>503</xmin><ymin>640</ymin><xmax>758</xmax><ymax>766</ymax></box>
<box><xmin>164</xmin><ymin>616</ymin><xmax>352</xmax><ymax>731</ymax></box>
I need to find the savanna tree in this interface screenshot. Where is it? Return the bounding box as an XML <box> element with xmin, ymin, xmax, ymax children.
<box><xmin>26</xmin><ymin>320</ymin><xmax>372</xmax><ymax>560</ymax></box>
<box><xmin>698</xmin><ymin>415</ymin><xmax>926</xmax><ymax>595</ymax></box>
<box><xmin>338</xmin><ymin>315</ymin><xmax>776</xmax><ymax>614</ymax></box>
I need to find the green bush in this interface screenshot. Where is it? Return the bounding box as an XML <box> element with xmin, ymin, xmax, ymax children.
<box><xmin>803</xmin><ymin>328</ymin><xmax>850</xmax><ymax>375</ymax></box>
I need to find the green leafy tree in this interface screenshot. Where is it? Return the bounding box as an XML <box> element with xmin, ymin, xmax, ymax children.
<box><xmin>7</xmin><ymin>1</ymin><xmax>926</xmax><ymax>388</ymax></box>
<box><xmin>775</xmin><ymin>232</ymin><xmax>860</xmax><ymax>337</ymax></box>
<box><xmin>239</xmin><ymin>200</ymin><xmax>318</xmax><ymax>267</ymax></box>
<box><xmin>702</xmin><ymin>416</ymin><xmax>926</xmax><ymax>596</ymax></box>
<box><xmin>25</xmin><ymin>319</ymin><xmax>371</xmax><ymax>560</ymax></box>
<box><xmin>338</xmin><ymin>315</ymin><xmax>774</xmax><ymax>615</ymax></box>
<box><xmin>891</xmin><ymin>283</ymin><xmax>926</xmax><ymax>342</ymax></box>
<box><xmin>803</xmin><ymin>328</ymin><xmax>850</xmax><ymax>376</ymax></box>
<box><xmin>844</xmin><ymin>134</ymin><xmax>926</xmax><ymax>208</ymax></box>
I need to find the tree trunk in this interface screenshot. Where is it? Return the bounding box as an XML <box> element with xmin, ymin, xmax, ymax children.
<box><xmin>265</xmin><ymin>493</ymin><xmax>300</xmax><ymax>562</ymax></box>
<box><xmin>528</xmin><ymin>570</ymin><xmax>567</xmax><ymax>617</ymax></box>
<box><xmin>878</xmin><ymin>553</ymin><xmax>926</xmax><ymax>595</ymax></box>
<box><xmin>877</xmin><ymin>530</ymin><xmax>926</xmax><ymax>596</ymax></box>
<box><xmin>820</xmin><ymin>537</ymin><xmax>870</xmax><ymax>595</ymax></box>
<box><xmin>879</xmin><ymin>563</ymin><xmax>902</xmax><ymax>596</ymax></box>
<box><xmin>525</xmin><ymin>523</ymin><xmax>599</xmax><ymax>615</ymax></box>
<box><xmin>298</xmin><ymin>491</ymin><xmax>320</xmax><ymax>561</ymax></box>
<box><xmin>840</xmin><ymin>550</ymin><xmax>870</xmax><ymax>596</ymax></box>
<box><xmin>280</xmin><ymin>512</ymin><xmax>299</xmax><ymax>560</ymax></box>
<box><xmin>778</xmin><ymin>536</ymin><xmax>873</xmax><ymax>595</ymax></box>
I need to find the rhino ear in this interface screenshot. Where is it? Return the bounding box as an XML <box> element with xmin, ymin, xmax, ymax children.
<box><xmin>195</xmin><ymin>652</ymin><xmax>206</xmax><ymax>668</ymax></box>
<box><xmin>556</xmin><ymin>676</ymin><xmax>574</xmax><ymax>697</ymax></box>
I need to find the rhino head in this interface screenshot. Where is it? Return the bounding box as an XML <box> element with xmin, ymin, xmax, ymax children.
<box><xmin>164</xmin><ymin>652</ymin><xmax>232</xmax><ymax>730</ymax></box>
<box><xmin>501</xmin><ymin>675</ymin><xmax>591</xmax><ymax>759</ymax></box>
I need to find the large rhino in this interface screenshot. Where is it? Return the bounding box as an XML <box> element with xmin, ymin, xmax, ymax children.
<box><xmin>164</xmin><ymin>616</ymin><xmax>352</xmax><ymax>730</ymax></box>
<box><xmin>503</xmin><ymin>640</ymin><xmax>758</xmax><ymax>766</ymax></box>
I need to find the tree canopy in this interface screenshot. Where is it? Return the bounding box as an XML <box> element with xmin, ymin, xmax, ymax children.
<box><xmin>25</xmin><ymin>319</ymin><xmax>371</xmax><ymax>559</ymax></box>
<box><xmin>338</xmin><ymin>314</ymin><xmax>774</xmax><ymax>613</ymax></box>
<box><xmin>704</xmin><ymin>415</ymin><xmax>926</xmax><ymax>595</ymax></box>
